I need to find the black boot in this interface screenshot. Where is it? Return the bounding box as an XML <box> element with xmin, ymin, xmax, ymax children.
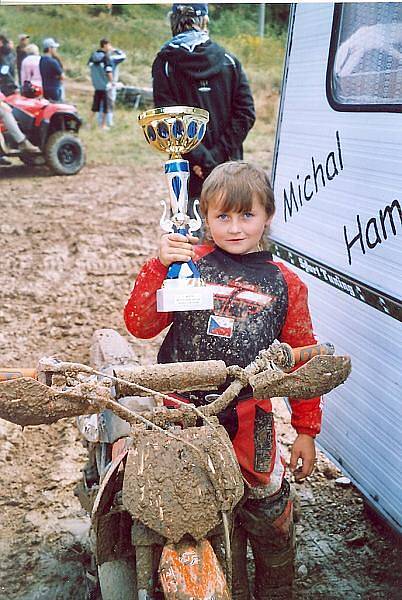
<box><xmin>231</xmin><ymin>524</ymin><xmax>252</xmax><ymax>600</ymax></box>
<box><xmin>238</xmin><ymin>480</ymin><xmax>296</xmax><ymax>600</ymax></box>
<box><xmin>249</xmin><ymin>528</ymin><xmax>295</xmax><ymax>600</ymax></box>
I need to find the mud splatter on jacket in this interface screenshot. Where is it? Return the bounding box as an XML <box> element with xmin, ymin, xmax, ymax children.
<box><xmin>124</xmin><ymin>244</ymin><xmax>322</xmax><ymax>489</ymax></box>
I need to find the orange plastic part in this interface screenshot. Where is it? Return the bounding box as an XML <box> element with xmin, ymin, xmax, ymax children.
<box><xmin>159</xmin><ymin>539</ymin><xmax>230</xmax><ymax>600</ymax></box>
<box><xmin>292</xmin><ymin>343</ymin><xmax>333</xmax><ymax>365</ymax></box>
<box><xmin>0</xmin><ymin>369</ymin><xmax>37</xmax><ymax>382</ymax></box>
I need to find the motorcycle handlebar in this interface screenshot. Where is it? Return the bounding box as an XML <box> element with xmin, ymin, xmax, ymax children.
<box><xmin>0</xmin><ymin>344</ymin><xmax>334</xmax><ymax>384</ymax></box>
<box><xmin>0</xmin><ymin>342</ymin><xmax>349</xmax><ymax>428</ymax></box>
<box><xmin>199</xmin><ymin>342</ymin><xmax>337</xmax><ymax>418</ymax></box>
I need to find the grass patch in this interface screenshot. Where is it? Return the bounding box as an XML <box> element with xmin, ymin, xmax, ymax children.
<box><xmin>0</xmin><ymin>4</ymin><xmax>284</xmax><ymax>171</ymax></box>
<box><xmin>0</xmin><ymin>4</ymin><xmax>285</xmax><ymax>85</ymax></box>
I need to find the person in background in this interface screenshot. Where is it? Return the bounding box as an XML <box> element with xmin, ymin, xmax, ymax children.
<box><xmin>0</xmin><ymin>34</ymin><xmax>17</xmax><ymax>96</ymax></box>
<box><xmin>152</xmin><ymin>3</ymin><xmax>255</xmax><ymax>211</ymax></box>
<box><xmin>39</xmin><ymin>37</ymin><xmax>64</xmax><ymax>102</ymax></box>
<box><xmin>52</xmin><ymin>51</ymin><xmax>65</xmax><ymax>101</ymax></box>
<box><xmin>20</xmin><ymin>43</ymin><xmax>42</xmax><ymax>88</ymax></box>
<box><xmin>88</xmin><ymin>38</ymin><xmax>113</xmax><ymax>130</ymax></box>
<box><xmin>98</xmin><ymin>46</ymin><xmax>126</xmax><ymax>128</ymax></box>
<box><xmin>16</xmin><ymin>33</ymin><xmax>30</xmax><ymax>85</ymax></box>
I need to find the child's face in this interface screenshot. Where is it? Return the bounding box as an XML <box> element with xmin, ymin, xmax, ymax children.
<box><xmin>206</xmin><ymin>193</ymin><xmax>273</xmax><ymax>255</ymax></box>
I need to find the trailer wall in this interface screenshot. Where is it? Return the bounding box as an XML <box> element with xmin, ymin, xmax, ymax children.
<box><xmin>272</xmin><ymin>3</ymin><xmax>402</xmax><ymax>532</ymax></box>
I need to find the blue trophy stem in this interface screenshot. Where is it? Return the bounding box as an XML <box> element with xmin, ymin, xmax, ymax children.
<box><xmin>165</xmin><ymin>159</ymin><xmax>202</xmax><ymax>281</ymax></box>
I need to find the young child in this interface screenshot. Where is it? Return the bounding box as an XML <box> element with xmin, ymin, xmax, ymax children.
<box><xmin>124</xmin><ymin>161</ymin><xmax>321</xmax><ymax>599</ymax></box>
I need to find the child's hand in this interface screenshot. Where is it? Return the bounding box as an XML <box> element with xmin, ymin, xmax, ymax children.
<box><xmin>158</xmin><ymin>232</ymin><xmax>198</xmax><ymax>268</ymax></box>
<box><xmin>289</xmin><ymin>434</ymin><xmax>316</xmax><ymax>481</ymax></box>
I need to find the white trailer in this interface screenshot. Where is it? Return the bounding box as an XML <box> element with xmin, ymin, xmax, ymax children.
<box><xmin>271</xmin><ymin>2</ymin><xmax>402</xmax><ymax>533</ymax></box>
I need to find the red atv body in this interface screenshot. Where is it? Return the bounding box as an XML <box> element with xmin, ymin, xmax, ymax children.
<box><xmin>0</xmin><ymin>90</ymin><xmax>85</xmax><ymax>175</ymax></box>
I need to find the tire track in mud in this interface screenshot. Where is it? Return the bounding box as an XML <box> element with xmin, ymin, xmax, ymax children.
<box><xmin>0</xmin><ymin>164</ymin><xmax>165</xmax><ymax>599</ymax></box>
<box><xmin>0</xmin><ymin>164</ymin><xmax>400</xmax><ymax>599</ymax></box>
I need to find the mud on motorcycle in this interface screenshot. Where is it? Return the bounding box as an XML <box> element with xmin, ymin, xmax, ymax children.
<box><xmin>0</xmin><ymin>329</ymin><xmax>351</xmax><ymax>599</ymax></box>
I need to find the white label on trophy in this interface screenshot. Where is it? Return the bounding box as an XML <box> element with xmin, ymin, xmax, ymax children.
<box><xmin>207</xmin><ymin>315</ymin><xmax>235</xmax><ymax>338</ymax></box>
<box><xmin>157</xmin><ymin>286</ymin><xmax>214</xmax><ymax>312</ymax></box>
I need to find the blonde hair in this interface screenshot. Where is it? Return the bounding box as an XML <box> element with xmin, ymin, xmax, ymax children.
<box><xmin>25</xmin><ymin>43</ymin><xmax>39</xmax><ymax>56</ymax></box>
<box><xmin>200</xmin><ymin>161</ymin><xmax>275</xmax><ymax>249</ymax></box>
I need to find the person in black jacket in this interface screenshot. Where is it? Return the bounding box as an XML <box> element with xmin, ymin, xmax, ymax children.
<box><xmin>152</xmin><ymin>3</ymin><xmax>256</xmax><ymax>202</ymax></box>
<box><xmin>0</xmin><ymin>35</ymin><xmax>18</xmax><ymax>96</ymax></box>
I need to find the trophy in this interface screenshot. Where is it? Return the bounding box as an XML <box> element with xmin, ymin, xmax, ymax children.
<box><xmin>138</xmin><ymin>106</ymin><xmax>214</xmax><ymax>312</ymax></box>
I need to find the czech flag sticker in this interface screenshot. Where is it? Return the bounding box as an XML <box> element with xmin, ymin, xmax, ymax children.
<box><xmin>207</xmin><ymin>315</ymin><xmax>235</xmax><ymax>338</ymax></box>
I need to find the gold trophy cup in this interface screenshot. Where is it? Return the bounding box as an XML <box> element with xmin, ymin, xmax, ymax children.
<box><xmin>138</xmin><ymin>106</ymin><xmax>214</xmax><ymax>312</ymax></box>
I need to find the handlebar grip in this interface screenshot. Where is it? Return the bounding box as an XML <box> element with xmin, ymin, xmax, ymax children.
<box><xmin>292</xmin><ymin>343</ymin><xmax>335</xmax><ymax>365</ymax></box>
<box><xmin>0</xmin><ymin>369</ymin><xmax>37</xmax><ymax>382</ymax></box>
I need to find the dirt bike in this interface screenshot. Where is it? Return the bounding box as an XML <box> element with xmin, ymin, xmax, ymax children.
<box><xmin>0</xmin><ymin>84</ymin><xmax>85</xmax><ymax>175</ymax></box>
<box><xmin>0</xmin><ymin>329</ymin><xmax>351</xmax><ymax>599</ymax></box>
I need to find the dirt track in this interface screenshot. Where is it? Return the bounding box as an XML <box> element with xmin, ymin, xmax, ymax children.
<box><xmin>0</xmin><ymin>162</ymin><xmax>401</xmax><ymax>599</ymax></box>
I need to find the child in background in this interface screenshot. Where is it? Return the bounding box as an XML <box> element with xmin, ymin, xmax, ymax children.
<box><xmin>124</xmin><ymin>161</ymin><xmax>321</xmax><ymax>599</ymax></box>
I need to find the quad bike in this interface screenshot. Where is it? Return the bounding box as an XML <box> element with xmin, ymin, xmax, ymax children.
<box><xmin>0</xmin><ymin>85</ymin><xmax>85</xmax><ymax>175</ymax></box>
<box><xmin>0</xmin><ymin>330</ymin><xmax>351</xmax><ymax>599</ymax></box>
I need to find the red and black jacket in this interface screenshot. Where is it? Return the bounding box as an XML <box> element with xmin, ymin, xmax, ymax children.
<box><xmin>124</xmin><ymin>244</ymin><xmax>322</xmax><ymax>439</ymax></box>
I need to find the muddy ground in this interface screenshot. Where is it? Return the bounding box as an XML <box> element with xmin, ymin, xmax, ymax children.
<box><xmin>0</xmin><ymin>161</ymin><xmax>401</xmax><ymax>599</ymax></box>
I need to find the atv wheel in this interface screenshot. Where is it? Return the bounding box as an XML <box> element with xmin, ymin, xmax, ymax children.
<box><xmin>45</xmin><ymin>131</ymin><xmax>85</xmax><ymax>175</ymax></box>
<box><xmin>19</xmin><ymin>154</ymin><xmax>46</xmax><ymax>167</ymax></box>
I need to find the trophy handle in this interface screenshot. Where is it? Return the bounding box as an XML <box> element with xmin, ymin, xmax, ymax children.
<box><xmin>160</xmin><ymin>200</ymin><xmax>174</xmax><ymax>233</ymax></box>
<box><xmin>188</xmin><ymin>199</ymin><xmax>203</xmax><ymax>233</ymax></box>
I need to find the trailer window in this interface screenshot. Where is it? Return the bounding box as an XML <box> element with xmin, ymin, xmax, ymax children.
<box><xmin>328</xmin><ymin>2</ymin><xmax>402</xmax><ymax>111</ymax></box>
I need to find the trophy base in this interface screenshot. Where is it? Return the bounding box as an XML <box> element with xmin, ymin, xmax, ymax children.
<box><xmin>157</xmin><ymin>279</ymin><xmax>214</xmax><ymax>312</ymax></box>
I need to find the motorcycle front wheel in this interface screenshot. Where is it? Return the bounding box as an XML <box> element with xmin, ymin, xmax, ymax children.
<box><xmin>98</xmin><ymin>558</ymin><xmax>137</xmax><ymax>600</ymax></box>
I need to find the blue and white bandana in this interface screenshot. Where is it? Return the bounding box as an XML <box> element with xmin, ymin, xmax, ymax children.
<box><xmin>165</xmin><ymin>29</ymin><xmax>209</xmax><ymax>53</ymax></box>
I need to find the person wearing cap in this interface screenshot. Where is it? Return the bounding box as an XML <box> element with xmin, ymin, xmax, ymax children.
<box><xmin>152</xmin><ymin>3</ymin><xmax>256</xmax><ymax>206</ymax></box>
<box><xmin>87</xmin><ymin>38</ymin><xmax>114</xmax><ymax>129</ymax></box>
<box><xmin>16</xmin><ymin>33</ymin><xmax>30</xmax><ymax>86</ymax></box>
<box><xmin>39</xmin><ymin>37</ymin><xmax>64</xmax><ymax>101</ymax></box>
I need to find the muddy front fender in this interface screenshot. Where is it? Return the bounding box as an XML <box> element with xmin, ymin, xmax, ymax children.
<box><xmin>122</xmin><ymin>425</ymin><xmax>244</xmax><ymax>543</ymax></box>
<box><xmin>92</xmin><ymin>438</ymin><xmax>133</xmax><ymax>566</ymax></box>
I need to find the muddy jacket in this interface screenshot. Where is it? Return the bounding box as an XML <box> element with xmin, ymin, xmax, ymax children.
<box><xmin>152</xmin><ymin>31</ymin><xmax>256</xmax><ymax>198</ymax></box>
<box><xmin>125</xmin><ymin>243</ymin><xmax>321</xmax><ymax>435</ymax></box>
<box><xmin>125</xmin><ymin>245</ymin><xmax>321</xmax><ymax>489</ymax></box>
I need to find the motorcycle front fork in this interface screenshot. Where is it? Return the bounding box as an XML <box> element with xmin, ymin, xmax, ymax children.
<box><xmin>96</xmin><ymin>442</ymin><xmax>112</xmax><ymax>480</ymax></box>
<box><xmin>132</xmin><ymin>520</ymin><xmax>164</xmax><ymax>600</ymax></box>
